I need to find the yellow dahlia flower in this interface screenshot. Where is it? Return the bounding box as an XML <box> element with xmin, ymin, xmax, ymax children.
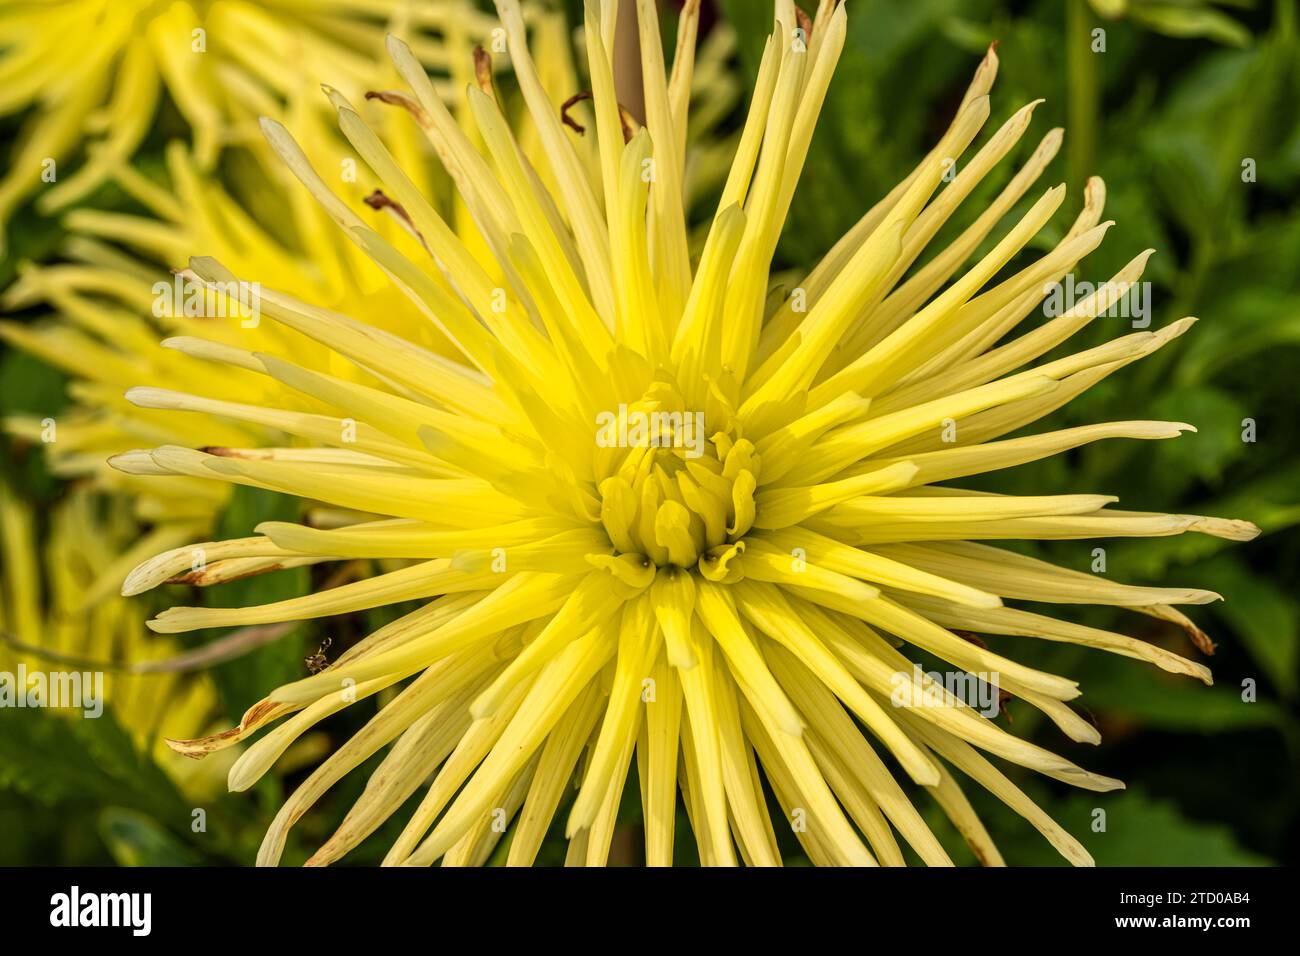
<box><xmin>116</xmin><ymin>0</ymin><xmax>1255</xmax><ymax>866</ymax></box>
<box><xmin>0</xmin><ymin>0</ymin><xmax>515</xmax><ymax>253</ymax></box>
<box><xmin>0</xmin><ymin>480</ymin><xmax>229</xmax><ymax>795</ymax></box>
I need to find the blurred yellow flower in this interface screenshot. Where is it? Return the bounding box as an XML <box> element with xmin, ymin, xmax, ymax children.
<box><xmin>0</xmin><ymin>480</ymin><xmax>229</xmax><ymax>796</ymax></box>
<box><xmin>0</xmin><ymin>0</ymin><xmax>506</xmax><ymax>252</ymax></box>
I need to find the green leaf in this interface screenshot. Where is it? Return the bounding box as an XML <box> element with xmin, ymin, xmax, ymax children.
<box><xmin>1128</xmin><ymin>3</ymin><xmax>1252</xmax><ymax>48</ymax></box>
<box><xmin>1200</xmin><ymin>555</ymin><xmax>1300</xmax><ymax>697</ymax></box>
<box><xmin>1149</xmin><ymin>385</ymin><xmax>1249</xmax><ymax>484</ymax></box>
<box><xmin>1074</xmin><ymin>652</ymin><xmax>1284</xmax><ymax>731</ymax></box>
<box><xmin>0</xmin><ymin>706</ymin><xmax>189</xmax><ymax>819</ymax></box>
<box><xmin>1175</xmin><ymin>290</ymin><xmax>1300</xmax><ymax>387</ymax></box>
<box><xmin>99</xmin><ymin>807</ymin><xmax>205</xmax><ymax>867</ymax></box>
<box><xmin>1013</xmin><ymin>787</ymin><xmax>1272</xmax><ymax>865</ymax></box>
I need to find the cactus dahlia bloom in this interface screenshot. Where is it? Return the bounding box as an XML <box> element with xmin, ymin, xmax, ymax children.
<box><xmin>117</xmin><ymin>0</ymin><xmax>1256</xmax><ymax>867</ymax></box>
<box><xmin>0</xmin><ymin>0</ymin><xmax>505</xmax><ymax>253</ymax></box>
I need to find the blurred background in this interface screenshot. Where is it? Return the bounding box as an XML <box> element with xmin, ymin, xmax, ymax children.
<box><xmin>0</xmin><ymin>0</ymin><xmax>1296</xmax><ymax>865</ymax></box>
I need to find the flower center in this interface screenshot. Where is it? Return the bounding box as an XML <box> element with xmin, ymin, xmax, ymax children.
<box><xmin>595</xmin><ymin>395</ymin><xmax>759</xmax><ymax>575</ymax></box>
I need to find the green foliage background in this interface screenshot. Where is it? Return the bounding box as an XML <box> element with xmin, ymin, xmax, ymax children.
<box><xmin>0</xmin><ymin>0</ymin><xmax>1296</xmax><ymax>865</ymax></box>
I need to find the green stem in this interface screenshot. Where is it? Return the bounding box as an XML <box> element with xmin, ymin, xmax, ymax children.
<box><xmin>1067</xmin><ymin>0</ymin><xmax>1100</xmax><ymax>192</ymax></box>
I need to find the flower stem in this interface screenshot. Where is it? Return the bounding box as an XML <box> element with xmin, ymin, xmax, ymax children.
<box><xmin>1067</xmin><ymin>0</ymin><xmax>1100</xmax><ymax>192</ymax></box>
